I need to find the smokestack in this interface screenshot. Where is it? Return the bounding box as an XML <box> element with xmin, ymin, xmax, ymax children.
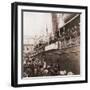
<box><xmin>51</xmin><ymin>13</ymin><xmax>58</xmax><ymax>36</ymax></box>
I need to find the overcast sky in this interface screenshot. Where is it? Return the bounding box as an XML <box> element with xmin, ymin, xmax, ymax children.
<box><xmin>23</xmin><ymin>12</ymin><xmax>53</xmax><ymax>38</ymax></box>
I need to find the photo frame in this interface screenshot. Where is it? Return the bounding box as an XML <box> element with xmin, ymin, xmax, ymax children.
<box><xmin>11</xmin><ymin>2</ymin><xmax>88</xmax><ymax>87</ymax></box>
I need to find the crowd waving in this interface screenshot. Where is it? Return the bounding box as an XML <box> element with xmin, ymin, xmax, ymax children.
<box><xmin>23</xmin><ymin>54</ymin><xmax>74</xmax><ymax>77</ymax></box>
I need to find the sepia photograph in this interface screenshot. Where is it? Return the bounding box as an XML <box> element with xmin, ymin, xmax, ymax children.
<box><xmin>11</xmin><ymin>2</ymin><xmax>87</xmax><ymax>87</ymax></box>
<box><xmin>22</xmin><ymin>12</ymin><xmax>80</xmax><ymax>78</ymax></box>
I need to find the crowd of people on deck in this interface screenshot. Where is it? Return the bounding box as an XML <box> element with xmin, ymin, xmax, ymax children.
<box><xmin>60</xmin><ymin>24</ymin><xmax>80</xmax><ymax>48</ymax></box>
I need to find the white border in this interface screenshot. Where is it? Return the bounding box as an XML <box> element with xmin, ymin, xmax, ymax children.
<box><xmin>18</xmin><ymin>5</ymin><xmax>86</xmax><ymax>84</ymax></box>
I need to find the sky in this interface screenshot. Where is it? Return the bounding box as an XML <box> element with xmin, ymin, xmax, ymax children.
<box><xmin>23</xmin><ymin>12</ymin><xmax>53</xmax><ymax>39</ymax></box>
